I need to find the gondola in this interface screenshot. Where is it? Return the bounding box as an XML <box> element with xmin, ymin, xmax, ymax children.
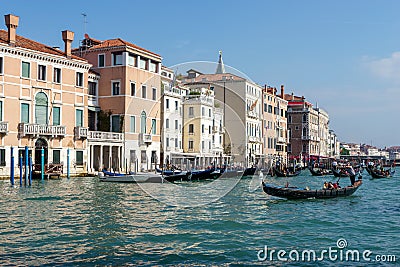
<box><xmin>273</xmin><ymin>167</ymin><xmax>301</xmax><ymax>177</ymax></box>
<box><xmin>308</xmin><ymin>167</ymin><xmax>331</xmax><ymax>176</ymax></box>
<box><xmin>261</xmin><ymin>180</ymin><xmax>362</xmax><ymax>200</ymax></box>
<box><xmin>332</xmin><ymin>168</ymin><xmax>349</xmax><ymax>178</ymax></box>
<box><xmin>155</xmin><ymin>168</ymin><xmax>182</xmax><ymax>176</ymax></box>
<box><xmin>369</xmin><ymin>168</ymin><xmax>394</xmax><ymax>179</ymax></box>
<box><xmin>243</xmin><ymin>167</ymin><xmax>257</xmax><ymax>176</ymax></box>
<box><xmin>165</xmin><ymin>168</ymin><xmax>220</xmax><ymax>182</ymax></box>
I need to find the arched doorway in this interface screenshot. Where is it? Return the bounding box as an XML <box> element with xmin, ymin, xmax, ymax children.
<box><xmin>35</xmin><ymin>138</ymin><xmax>48</xmax><ymax>166</ymax></box>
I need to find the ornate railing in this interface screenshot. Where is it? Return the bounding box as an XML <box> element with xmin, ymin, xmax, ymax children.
<box><xmin>18</xmin><ymin>123</ymin><xmax>66</xmax><ymax>137</ymax></box>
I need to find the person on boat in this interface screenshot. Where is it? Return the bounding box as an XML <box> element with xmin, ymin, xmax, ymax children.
<box><xmin>346</xmin><ymin>165</ymin><xmax>356</xmax><ymax>185</ymax></box>
<box><xmin>323</xmin><ymin>181</ymin><xmax>329</xmax><ymax>189</ymax></box>
<box><xmin>332</xmin><ymin>160</ymin><xmax>338</xmax><ymax>170</ymax></box>
<box><xmin>327</xmin><ymin>181</ymin><xmax>334</xmax><ymax>189</ymax></box>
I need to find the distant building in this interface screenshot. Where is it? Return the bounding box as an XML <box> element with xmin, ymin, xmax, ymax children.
<box><xmin>184</xmin><ymin>52</ymin><xmax>263</xmax><ymax>167</ymax></box>
<box><xmin>262</xmin><ymin>85</ymin><xmax>288</xmax><ymax>165</ymax></box>
<box><xmin>160</xmin><ymin>66</ymin><xmax>187</xmax><ymax>167</ymax></box>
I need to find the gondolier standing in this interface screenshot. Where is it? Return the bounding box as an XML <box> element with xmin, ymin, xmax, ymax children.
<box><xmin>346</xmin><ymin>164</ymin><xmax>356</xmax><ymax>185</ymax></box>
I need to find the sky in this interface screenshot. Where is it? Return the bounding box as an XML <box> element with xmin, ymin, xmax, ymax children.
<box><xmin>1</xmin><ymin>0</ymin><xmax>399</xmax><ymax>148</ymax></box>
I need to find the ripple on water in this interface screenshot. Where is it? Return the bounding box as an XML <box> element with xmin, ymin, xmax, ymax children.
<box><xmin>0</xmin><ymin>171</ymin><xmax>399</xmax><ymax>266</ymax></box>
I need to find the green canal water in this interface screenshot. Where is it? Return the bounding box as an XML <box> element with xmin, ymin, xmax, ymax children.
<box><xmin>1</xmin><ymin>169</ymin><xmax>399</xmax><ymax>266</ymax></box>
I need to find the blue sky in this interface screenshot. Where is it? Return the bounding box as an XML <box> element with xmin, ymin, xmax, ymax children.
<box><xmin>1</xmin><ymin>1</ymin><xmax>399</xmax><ymax>147</ymax></box>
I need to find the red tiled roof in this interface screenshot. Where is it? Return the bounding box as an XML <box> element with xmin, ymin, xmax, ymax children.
<box><xmin>0</xmin><ymin>29</ymin><xmax>87</xmax><ymax>62</ymax></box>
<box><xmin>84</xmin><ymin>37</ymin><xmax>161</xmax><ymax>58</ymax></box>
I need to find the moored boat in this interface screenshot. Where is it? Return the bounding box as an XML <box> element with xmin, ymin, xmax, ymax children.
<box><xmin>273</xmin><ymin>167</ymin><xmax>301</xmax><ymax>177</ymax></box>
<box><xmin>369</xmin><ymin>167</ymin><xmax>394</xmax><ymax>179</ymax></box>
<box><xmin>99</xmin><ymin>172</ymin><xmax>165</xmax><ymax>183</ymax></box>
<box><xmin>262</xmin><ymin>180</ymin><xmax>362</xmax><ymax>200</ymax></box>
<box><xmin>308</xmin><ymin>167</ymin><xmax>332</xmax><ymax>176</ymax></box>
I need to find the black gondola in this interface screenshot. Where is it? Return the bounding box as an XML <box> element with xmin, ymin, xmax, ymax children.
<box><xmin>308</xmin><ymin>167</ymin><xmax>331</xmax><ymax>176</ymax></box>
<box><xmin>262</xmin><ymin>180</ymin><xmax>362</xmax><ymax>200</ymax></box>
<box><xmin>273</xmin><ymin>167</ymin><xmax>301</xmax><ymax>177</ymax></box>
<box><xmin>369</xmin><ymin>168</ymin><xmax>393</xmax><ymax>179</ymax></box>
<box><xmin>332</xmin><ymin>168</ymin><xmax>349</xmax><ymax>178</ymax></box>
<box><xmin>243</xmin><ymin>167</ymin><xmax>256</xmax><ymax>176</ymax></box>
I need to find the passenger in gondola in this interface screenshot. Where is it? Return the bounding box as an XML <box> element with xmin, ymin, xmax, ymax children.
<box><xmin>323</xmin><ymin>181</ymin><xmax>329</xmax><ymax>189</ymax></box>
<box><xmin>328</xmin><ymin>181</ymin><xmax>334</xmax><ymax>189</ymax></box>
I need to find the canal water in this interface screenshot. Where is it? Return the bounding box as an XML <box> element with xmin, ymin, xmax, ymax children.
<box><xmin>1</xmin><ymin>168</ymin><xmax>399</xmax><ymax>266</ymax></box>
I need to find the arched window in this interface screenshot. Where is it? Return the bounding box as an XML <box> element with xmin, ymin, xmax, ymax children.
<box><xmin>302</xmin><ymin>114</ymin><xmax>307</xmax><ymax>123</ymax></box>
<box><xmin>35</xmin><ymin>92</ymin><xmax>48</xmax><ymax>124</ymax></box>
<box><xmin>302</xmin><ymin>127</ymin><xmax>307</xmax><ymax>137</ymax></box>
<box><xmin>140</xmin><ymin>111</ymin><xmax>147</xmax><ymax>133</ymax></box>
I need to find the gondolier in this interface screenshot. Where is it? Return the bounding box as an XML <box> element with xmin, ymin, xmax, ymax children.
<box><xmin>346</xmin><ymin>165</ymin><xmax>356</xmax><ymax>185</ymax></box>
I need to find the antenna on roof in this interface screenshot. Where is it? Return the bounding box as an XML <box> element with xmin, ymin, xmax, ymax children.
<box><xmin>81</xmin><ymin>13</ymin><xmax>87</xmax><ymax>35</ymax></box>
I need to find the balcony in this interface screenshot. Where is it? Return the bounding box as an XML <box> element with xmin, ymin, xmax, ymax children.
<box><xmin>277</xmin><ymin>136</ymin><xmax>287</xmax><ymax>143</ymax></box>
<box><xmin>18</xmin><ymin>123</ymin><xmax>66</xmax><ymax>138</ymax></box>
<box><xmin>88</xmin><ymin>131</ymin><xmax>124</xmax><ymax>142</ymax></box>
<box><xmin>248</xmin><ymin>136</ymin><xmax>261</xmax><ymax>143</ymax></box>
<box><xmin>0</xmin><ymin>121</ymin><xmax>8</xmax><ymax>134</ymax></box>
<box><xmin>88</xmin><ymin>95</ymin><xmax>98</xmax><ymax>106</ymax></box>
<box><xmin>139</xmin><ymin>133</ymin><xmax>152</xmax><ymax>145</ymax></box>
<box><xmin>247</xmin><ymin>110</ymin><xmax>258</xmax><ymax>119</ymax></box>
<box><xmin>74</xmin><ymin>126</ymin><xmax>88</xmax><ymax>139</ymax></box>
<box><xmin>302</xmin><ymin>135</ymin><xmax>311</xmax><ymax>140</ymax></box>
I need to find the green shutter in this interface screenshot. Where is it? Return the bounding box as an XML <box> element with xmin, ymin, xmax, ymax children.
<box><xmin>21</xmin><ymin>104</ymin><xmax>29</xmax><ymax>123</ymax></box>
<box><xmin>53</xmin><ymin>107</ymin><xmax>60</xmax><ymax>126</ymax></box>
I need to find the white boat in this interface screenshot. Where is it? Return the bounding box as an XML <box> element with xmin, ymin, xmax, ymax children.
<box><xmin>98</xmin><ymin>172</ymin><xmax>165</xmax><ymax>183</ymax></box>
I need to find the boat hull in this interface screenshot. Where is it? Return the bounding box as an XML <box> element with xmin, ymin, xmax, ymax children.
<box><xmin>262</xmin><ymin>180</ymin><xmax>362</xmax><ymax>200</ymax></box>
<box><xmin>99</xmin><ymin>173</ymin><xmax>164</xmax><ymax>183</ymax></box>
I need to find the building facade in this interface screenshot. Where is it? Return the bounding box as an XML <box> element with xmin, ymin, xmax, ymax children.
<box><xmin>73</xmin><ymin>34</ymin><xmax>162</xmax><ymax>173</ymax></box>
<box><xmin>0</xmin><ymin>14</ymin><xmax>91</xmax><ymax>177</ymax></box>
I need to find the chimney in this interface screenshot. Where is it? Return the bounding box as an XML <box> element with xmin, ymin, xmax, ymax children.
<box><xmin>280</xmin><ymin>85</ymin><xmax>284</xmax><ymax>98</ymax></box>
<box><xmin>4</xmin><ymin>14</ymin><xmax>19</xmax><ymax>46</ymax></box>
<box><xmin>62</xmin><ymin>30</ymin><xmax>74</xmax><ymax>58</ymax></box>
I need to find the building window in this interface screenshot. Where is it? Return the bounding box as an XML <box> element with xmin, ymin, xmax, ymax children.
<box><xmin>38</xmin><ymin>65</ymin><xmax>46</xmax><ymax>81</ymax></box>
<box><xmin>268</xmin><ymin>105</ymin><xmax>272</xmax><ymax>113</ymax></box>
<box><xmin>209</xmin><ymin>109</ymin><xmax>211</xmax><ymax>117</ymax></box>
<box><xmin>52</xmin><ymin>150</ymin><xmax>60</xmax><ymax>164</ymax></box>
<box><xmin>53</xmin><ymin>68</ymin><xmax>61</xmax><ymax>83</ymax></box>
<box><xmin>189</xmin><ymin>124</ymin><xmax>194</xmax><ymax>134</ymax></box>
<box><xmin>175</xmin><ymin>101</ymin><xmax>178</xmax><ymax>110</ymax></box>
<box><xmin>53</xmin><ymin>107</ymin><xmax>60</xmax><ymax>126</ymax></box>
<box><xmin>149</xmin><ymin>61</ymin><xmax>157</xmax><ymax>72</ymax></box>
<box><xmin>0</xmin><ymin>101</ymin><xmax>2</xmax><ymax>121</ymax></box>
<box><xmin>112</xmin><ymin>81</ymin><xmax>120</xmax><ymax>95</ymax></box>
<box><xmin>303</xmin><ymin>114</ymin><xmax>307</xmax><ymax>123</ymax></box>
<box><xmin>166</xmin><ymin>119</ymin><xmax>169</xmax><ymax>129</ymax></box>
<box><xmin>22</xmin><ymin>61</ymin><xmax>30</xmax><ymax>78</ymax></box>
<box><xmin>166</xmin><ymin>99</ymin><xmax>170</xmax><ymax>109</ymax></box>
<box><xmin>98</xmin><ymin>54</ymin><xmax>105</xmax><ymax>67</ymax></box>
<box><xmin>0</xmin><ymin>149</ymin><xmax>5</xmax><ymax>166</ymax></box>
<box><xmin>188</xmin><ymin>140</ymin><xmax>193</xmax><ymax>149</ymax></box>
<box><xmin>76</xmin><ymin>109</ymin><xmax>83</xmax><ymax>127</ymax></box>
<box><xmin>202</xmin><ymin>124</ymin><xmax>204</xmax><ymax>133</ymax></box>
<box><xmin>175</xmin><ymin>138</ymin><xmax>178</xmax><ymax>148</ymax></box>
<box><xmin>142</xmin><ymin>85</ymin><xmax>147</xmax><ymax>98</ymax></box>
<box><xmin>76</xmin><ymin>72</ymin><xmax>84</xmax><ymax>87</ymax></box>
<box><xmin>139</xmin><ymin>58</ymin><xmax>146</xmax><ymax>69</ymax></box>
<box><xmin>151</xmin><ymin>119</ymin><xmax>156</xmax><ymax>134</ymax></box>
<box><xmin>35</xmin><ymin>92</ymin><xmax>48</xmax><ymax>125</ymax></box>
<box><xmin>76</xmin><ymin>151</ymin><xmax>83</xmax><ymax>165</ymax></box>
<box><xmin>202</xmin><ymin>107</ymin><xmax>205</xmax><ymax>116</ymax></box>
<box><xmin>202</xmin><ymin>141</ymin><xmax>205</xmax><ymax>149</ymax></box>
<box><xmin>21</xmin><ymin>103</ymin><xmax>29</xmax><ymax>123</ymax></box>
<box><xmin>88</xmin><ymin>82</ymin><xmax>97</xmax><ymax>96</ymax></box>
<box><xmin>111</xmin><ymin>115</ymin><xmax>120</xmax><ymax>132</ymax></box>
<box><xmin>112</xmin><ymin>52</ymin><xmax>123</xmax><ymax>65</ymax></box>
<box><xmin>175</xmin><ymin>120</ymin><xmax>178</xmax><ymax>130</ymax></box>
<box><xmin>130</xmin><ymin>116</ymin><xmax>136</xmax><ymax>133</ymax></box>
<box><xmin>166</xmin><ymin>138</ymin><xmax>170</xmax><ymax>147</ymax></box>
<box><xmin>130</xmin><ymin>82</ymin><xmax>136</xmax><ymax>96</ymax></box>
<box><xmin>141</xmin><ymin>150</ymin><xmax>147</xmax><ymax>163</ymax></box>
<box><xmin>288</xmin><ymin>115</ymin><xmax>292</xmax><ymax>123</ymax></box>
<box><xmin>152</xmin><ymin>88</ymin><xmax>157</xmax><ymax>100</ymax></box>
<box><xmin>140</xmin><ymin>111</ymin><xmax>147</xmax><ymax>133</ymax></box>
<box><xmin>302</xmin><ymin>127</ymin><xmax>307</xmax><ymax>137</ymax></box>
<box><xmin>189</xmin><ymin>107</ymin><xmax>194</xmax><ymax>117</ymax></box>
<box><xmin>128</xmin><ymin>53</ymin><xmax>136</xmax><ymax>66</ymax></box>
<box><xmin>0</xmin><ymin>57</ymin><xmax>3</xmax><ymax>74</ymax></box>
